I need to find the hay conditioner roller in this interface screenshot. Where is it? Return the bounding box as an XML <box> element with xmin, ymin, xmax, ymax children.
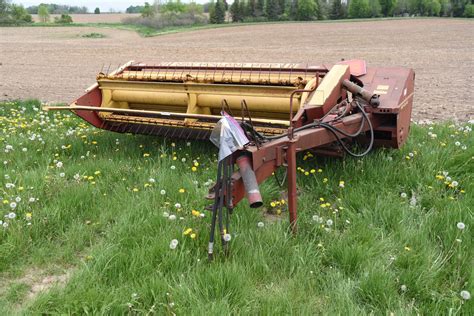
<box><xmin>45</xmin><ymin>60</ymin><xmax>415</xmax><ymax>258</ymax></box>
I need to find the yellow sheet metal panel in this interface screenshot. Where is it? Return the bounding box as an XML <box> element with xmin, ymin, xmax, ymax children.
<box><xmin>305</xmin><ymin>64</ymin><xmax>349</xmax><ymax>107</ymax></box>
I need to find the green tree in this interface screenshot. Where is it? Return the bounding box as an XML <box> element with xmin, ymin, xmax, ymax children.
<box><xmin>330</xmin><ymin>0</ymin><xmax>347</xmax><ymax>18</ymax></box>
<box><xmin>266</xmin><ymin>0</ymin><xmax>281</xmax><ymax>20</ymax></box>
<box><xmin>464</xmin><ymin>3</ymin><xmax>474</xmax><ymax>16</ymax></box>
<box><xmin>378</xmin><ymin>0</ymin><xmax>397</xmax><ymax>15</ymax></box>
<box><xmin>348</xmin><ymin>0</ymin><xmax>371</xmax><ymax>17</ymax></box>
<box><xmin>10</xmin><ymin>4</ymin><xmax>32</xmax><ymax>22</ymax></box>
<box><xmin>210</xmin><ymin>0</ymin><xmax>226</xmax><ymax>23</ymax></box>
<box><xmin>296</xmin><ymin>0</ymin><xmax>318</xmax><ymax>20</ymax></box>
<box><xmin>54</xmin><ymin>13</ymin><xmax>73</xmax><ymax>23</ymax></box>
<box><xmin>256</xmin><ymin>0</ymin><xmax>265</xmax><ymax>16</ymax></box>
<box><xmin>38</xmin><ymin>4</ymin><xmax>50</xmax><ymax>22</ymax></box>
<box><xmin>94</xmin><ymin>7</ymin><xmax>100</xmax><ymax>14</ymax></box>
<box><xmin>369</xmin><ymin>0</ymin><xmax>383</xmax><ymax>16</ymax></box>
<box><xmin>141</xmin><ymin>2</ymin><xmax>155</xmax><ymax>17</ymax></box>
<box><xmin>230</xmin><ymin>0</ymin><xmax>243</xmax><ymax>21</ymax></box>
<box><xmin>161</xmin><ymin>0</ymin><xmax>186</xmax><ymax>13</ymax></box>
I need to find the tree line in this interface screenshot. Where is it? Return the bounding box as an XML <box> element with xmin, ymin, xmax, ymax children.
<box><xmin>210</xmin><ymin>0</ymin><xmax>473</xmax><ymax>22</ymax></box>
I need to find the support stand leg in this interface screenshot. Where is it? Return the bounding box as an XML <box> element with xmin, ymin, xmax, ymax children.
<box><xmin>287</xmin><ymin>139</ymin><xmax>298</xmax><ymax>234</ymax></box>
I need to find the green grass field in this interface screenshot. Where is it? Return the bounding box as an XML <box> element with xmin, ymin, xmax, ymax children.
<box><xmin>0</xmin><ymin>100</ymin><xmax>472</xmax><ymax>314</ymax></box>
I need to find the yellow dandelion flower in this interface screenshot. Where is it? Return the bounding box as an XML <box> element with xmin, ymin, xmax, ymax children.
<box><xmin>280</xmin><ymin>199</ymin><xmax>285</xmax><ymax>205</ymax></box>
<box><xmin>183</xmin><ymin>228</ymin><xmax>193</xmax><ymax>235</ymax></box>
<box><xmin>323</xmin><ymin>178</ymin><xmax>328</xmax><ymax>183</ymax></box>
<box><xmin>143</xmin><ymin>153</ymin><xmax>150</xmax><ymax>157</ymax></box>
<box><xmin>194</xmin><ymin>162</ymin><xmax>199</xmax><ymax>167</ymax></box>
<box><xmin>319</xmin><ymin>197</ymin><xmax>325</xmax><ymax>202</ymax></box>
<box><xmin>179</xmin><ymin>188</ymin><xmax>185</xmax><ymax>193</ymax></box>
<box><xmin>191</xmin><ymin>210</ymin><xmax>201</xmax><ymax>217</ymax></box>
<box><xmin>191</xmin><ymin>166</ymin><xmax>197</xmax><ymax>172</ymax></box>
<box><xmin>276</xmin><ymin>209</ymin><xmax>282</xmax><ymax>215</ymax></box>
<box><xmin>92</xmin><ymin>141</ymin><xmax>97</xmax><ymax>145</ymax></box>
<box><xmin>132</xmin><ymin>188</ymin><xmax>139</xmax><ymax>192</ymax></box>
<box><xmin>436</xmin><ymin>175</ymin><xmax>444</xmax><ymax>180</ymax></box>
<box><xmin>304</xmin><ymin>171</ymin><xmax>309</xmax><ymax>176</ymax></box>
<box><xmin>270</xmin><ymin>202</ymin><xmax>276</xmax><ymax>207</ymax></box>
<box><xmin>310</xmin><ymin>169</ymin><xmax>316</xmax><ymax>174</ymax></box>
<box><xmin>318</xmin><ymin>169</ymin><xmax>323</xmax><ymax>173</ymax></box>
<box><xmin>94</xmin><ymin>171</ymin><xmax>101</xmax><ymax>175</ymax></box>
<box><xmin>173</xmin><ymin>156</ymin><xmax>177</xmax><ymax>161</ymax></box>
<box><xmin>88</xmin><ymin>176</ymin><xmax>94</xmax><ymax>181</ymax></box>
<box><xmin>18</xmin><ymin>186</ymin><xmax>24</xmax><ymax>191</ymax></box>
<box><xmin>404</xmin><ymin>246</ymin><xmax>411</xmax><ymax>251</ymax></box>
<box><xmin>3</xmin><ymin>200</ymin><xmax>9</xmax><ymax>204</ymax></box>
<box><xmin>190</xmin><ymin>233</ymin><xmax>196</xmax><ymax>239</ymax></box>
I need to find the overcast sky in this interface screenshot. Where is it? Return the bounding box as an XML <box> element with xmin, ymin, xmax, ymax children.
<box><xmin>14</xmin><ymin>1</ymin><xmax>207</xmax><ymax>12</ymax></box>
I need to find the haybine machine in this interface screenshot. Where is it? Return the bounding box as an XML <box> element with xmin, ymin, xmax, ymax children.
<box><xmin>45</xmin><ymin>60</ymin><xmax>415</xmax><ymax>258</ymax></box>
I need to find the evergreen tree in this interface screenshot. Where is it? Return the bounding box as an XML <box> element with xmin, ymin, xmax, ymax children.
<box><xmin>210</xmin><ymin>0</ymin><xmax>226</xmax><ymax>23</ymax></box>
<box><xmin>94</xmin><ymin>7</ymin><xmax>100</xmax><ymax>14</ymax></box>
<box><xmin>330</xmin><ymin>0</ymin><xmax>346</xmax><ymax>18</ymax></box>
<box><xmin>256</xmin><ymin>0</ymin><xmax>265</xmax><ymax>16</ymax></box>
<box><xmin>266</xmin><ymin>0</ymin><xmax>281</xmax><ymax>20</ymax></box>
<box><xmin>230</xmin><ymin>0</ymin><xmax>243</xmax><ymax>21</ymax></box>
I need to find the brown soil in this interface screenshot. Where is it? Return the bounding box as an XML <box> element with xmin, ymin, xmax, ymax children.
<box><xmin>0</xmin><ymin>19</ymin><xmax>472</xmax><ymax>121</ymax></box>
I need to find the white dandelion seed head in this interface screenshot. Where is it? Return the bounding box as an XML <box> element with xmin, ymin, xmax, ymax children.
<box><xmin>442</xmin><ymin>171</ymin><xmax>449</xmax><ymax>177</ymax></box>
<box><xmin>170</xmin><ymin>165</ymin><xmax>176</xmax><ymax>170</ymax></box>
<box><xmin>223</xmin><ymin>234</ymin><xmax>232</xmax><ymax>242</ymax></box>
<box><xmin>169</xmin><ymin>239</ymin><xmax>178</xmax><ymax>249</ymax></box>
<box><xmin>400</xmin><ymin>192</ymin><xmax>407</xmax><ymax>198</ymax></box>
<box><xmin>312</xmin><ymin>215</ymin><xmax>320</xmax><ymax>222</ymax></box>
<box><xmin>162</xmin><ymin>211</ymin><xmax>169</xmax><ymax>217</ymax></box>
<box><xmin>326</xmin><ymin>219</ymin><xmax>334</xmax><ymax>226</ymax></box>
<box><xmin>408</xmin><ymin>152</ymin><xmax>414</xmax><ymax>157</ymax></box>
<box><xmin>460</xmin><ymin>290</ymin><xmax>471</xmax><ymax>300</ymax></box>
<box><xmin>22</xmin><ymin>148</ymin><xmax>27</xmax><ymax>152</ymax></box>
<box><xmin>56</xmin><ymin>161</ymin><xmax>63</xmax><ymax>168</ymax></box>
<box><xmin>160</xmin><ymin>190</ymin><xmax>166</xmax><ymax>195</ymax></box>
<box><xmin>174</xmin><ymin>203</ymin><xmax>181</xmax><ymax>209</ymax></box>
<box><xmin>59</xmin><ymin>172</ymin><xmax>65</xmax><ymax>178</ymax></box>
<box><xmin>8</xmin><ymin>212</ymin><xmax>16</xmax><ymax>219</ymax></box>
<box><xmin>400</xmin><ymin>284</ymin><xmax>407</xmax><ymax>292</ymax></box>
<box><xmin>199</xmin><ymin>213</ymin><xmax>205</xmax><ymax>218</ymax></box>
<box><xmin>15</xmin><ymin>196</ymin><xmax>21</xmax><ymax>203</ymax></box>
<box><xmin>257</xmin><ymin>221</ymin><xmax>264</xmax><ymax>228</ymax></box>
<box><xmin>29</xmin><ymin>197</ymin><xmax>36</xmax><ymax>203</ymax></box>
<box><xmin>461</xmin><ymin>145</ymin><xmax>467</xmax><ymax>150</ymax></box>
<box><xmin>9</xmin><ymin>202</ymin><xmax>17</xmax><ymax>209</ymax></box>
<box><xmin>181</xmin><ymin>158</ymin><xmax>186</xmax><ymax>162</ymax></box>
<box><xmin>148</xmin><ymin>178</ymin><xmax>155</xmax><ymax>183</ymax></box>
<box><xmin>73</xmin><ymin>173</ymin><xmax>80</xmax><ymax>180</ymax></box>
<box><xmin>456</xmin><ymin>222</ymin><xmax>465</xmax><ymax>230</ymax></box>
<box><xmin>451</xmin><ymin>181</ymin><xmax>459</xmax><ymax>187</ymax></box>
<box><xmin>2</xmin><ymin>222</ymin><xmax>8</xmax><ymax>228</ymax></box>
<box><xmin>5</xmin><ymin>183</ymin><xmax>15</xmax><ymax>189</ymax></box>
<box><xmin>168</xmin><ymin>214</ymin><xmax>177</xmax><ymax>221</ymax></box>
<box><xmin>455</xmin><ymin>141</ymin><xmax>461</xmax><ymax>146</ymax></box>
<box><xmin>446</xmin><ymin>176</ymin><xmax>452</xmax><ymax>182</ymax></box>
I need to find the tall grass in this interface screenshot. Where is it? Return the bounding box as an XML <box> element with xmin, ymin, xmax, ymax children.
<box><xmin>0</xmin><ymin>100</ymin><xmax>472</xmax><ymax>314</ymax></box>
